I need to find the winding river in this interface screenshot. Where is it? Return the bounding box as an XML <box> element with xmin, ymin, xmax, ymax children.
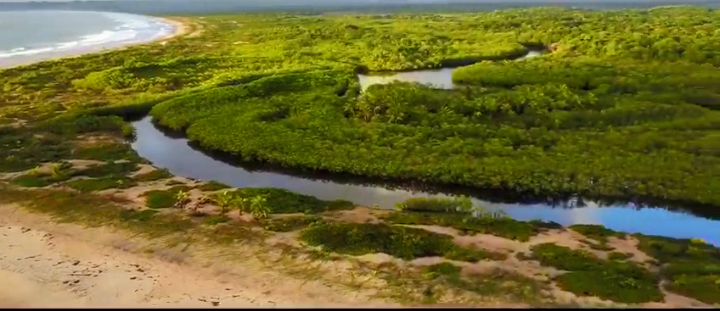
<box><xmin>129</xmin><ymin>50</ymin><xmax>720</xmax><ymax>245</ymax></box>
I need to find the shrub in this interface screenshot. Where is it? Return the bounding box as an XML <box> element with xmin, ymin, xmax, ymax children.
<box><xmin>240</xmin><ymin>188</ymin><xmax>354</xmax><ymax>214</ymax></box>
<box><xmin>395</xmin><ymin>197</ymin><xmax>474</xmax><ymax>213</ymax></box>
<box><xmin>529</xmin><ymin>243</ymin><xmax>662</xmax><ymax>303</ymax></box>
<box><xmin>570</xmin><ymin>224</ymin><xmax>625</xmax><ymax>245</ymax></box>
<box><xmin>198</xmin><ymin>180</ymin><xmax>231</xmax><ymax>191</ymax></box>
<box><xmin>133</xmin><ymin>168</ymin><xmax>172</xmax><ymax>182</ymax></box>
<box><xmin>608</xmin><ymin>252</ymin><xmax>633</xmax><ymax>261</ymax></box>
<box><xmin>120</xmin><ymin>209</ymin><xmax>159</xmax><ymax>222</ymax></box>
<box><xmin>384</xmin><ymin>211</ymin><xmax>538</xmax><ymax>241</ymax></box>
<box><xmin>143</xmin><ymin>186</ymin><xmax>191</xmax><ymax>209</ymax></box>
<box><xmin>300</xmin><ymin>222</ymin><xmax>502</xmax><ymax>261</ymax></box>
<box><xmin>72</xmin><ymin>144</ymin><xmax>141</xmax><ymax>162</ymax></box>
<box><xmin>204</xmin><ymin>215</ymin><xmax>231</xmax><ymax>225</ymax></box>
<box><xmin>263</xmin><ymin>216</ymin><xmax>324</xmax><ymax>232</ymax></box>
<box><xmin>633</xmin><ymin>234</ymin><xmax>720</xmax><ymax>304</ymax></box>
<box><xmin>74</xmin><ymin>162</ymin><xmax>138</xmax><ymax>178</ymax></box>
<box><xmin>67</xmin><ymin>177</ymin><xmax>136</xmax><ymax>192</ymax></box>
<box><xmin>422</xmin><ymin>262</ymin><xmax>462</xmax><ymax>280</ymax></box>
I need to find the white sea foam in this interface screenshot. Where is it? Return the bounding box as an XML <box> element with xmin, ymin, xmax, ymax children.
<box><xmin>0</xmin><ymin>47</ymin><xmax>54</xmax><ymax>58</ymax></box>
<box><xmin>0</xmin><ymin>11</ymin><xmax>173</xmax><ymax>62</ymax></box>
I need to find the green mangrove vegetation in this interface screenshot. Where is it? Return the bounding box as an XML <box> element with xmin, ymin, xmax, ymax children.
<box><xmin>1</xmin><ymin>5</ymin><xmax>720</xmax><ymax>307</ymax></box>
<box><xmin>2</xmin><ymin>7</ymin><xmax>720</xmax><ymax>208</ymax></box>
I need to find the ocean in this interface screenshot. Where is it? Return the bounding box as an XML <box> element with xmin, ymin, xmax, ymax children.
<box><xmin>0</xmin><ymin>10</ymin><xmax>175</xmax><ymax>68</ymax></box>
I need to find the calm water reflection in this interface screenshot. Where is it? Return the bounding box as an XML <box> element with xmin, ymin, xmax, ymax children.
<box><xmin>131</xmin><ymin>116</ymin><xmax>720</xmax><ymax>245</ymax></box>
<box><xmin>357</xmin><ymin>50</ymin><xmax>542</xmax><ymax>90</ymax></box>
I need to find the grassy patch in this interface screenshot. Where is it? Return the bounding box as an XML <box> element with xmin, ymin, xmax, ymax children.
<box><xmin>461</xmin><ymin>269</ymin><xmax>547</xmax><ymax>303</ymax></box>
<box><xmin>120</xmin><ymin>209</ymin><xmax>159</xmax><ymax>222</ymax></box>
<box><xmin>72</xmin><ymin>143</ymin><xmax>141</xmax><ymax>162</ymax></box>
<box><xmin>395</xmin><ymin>197</ymin><xmax>473</xmax><ymax>213</ymax></box>
<box><xmin>263</xmin><ymin>216</ymin><xmax>324</xmax><ymax>232</ymax></box>
<box><xmin>198</xmin><ymin>180</ymin><xmax>231</xmax><ymax>191</ymax></box>
<box><xmin>530</xmin><ymin>243</ymin><xmax>603</xmax><ymax>271</ymax></box>
<box><xmin>530</xmin><ymin>243</ymin><xmax>662</xmax><ymax>303</ymax></box>
<box><xmin>0</xmin><ymin>157</ymin><xmax>38</xmax><ymax>173</ymax></box>
<box><xmin>239</xmin><ymin>188</ymin><xmax>354</xmax><ymax>214</ymax></box>
<box><xmin>0</xmin><ymin>186</ymin><xmax>192</xmax><ymax>237</ymax></box>
<box><xmin>0</xmin><ymin>185</ymin><xmax>264</xmax><ymax>245</ymax></box>
<box><xmin>204</xmin><ymin>215</ymin><xmax>231</xmax><ymax>225</ymax></box>
<box><xmin>384</xmin><ymin>211</ymin><xmax>542</xmax><ymax>242</ymax></box>
<box><xmin>0</xmin><ymin>186</ymin><xmax>201</xmax><ymax>238</ymax></box>
<box><xmin>420</xmin><ymin>263</ymin><xmax>546</xmax><ymax>304</ymax></box>
<box><xmin>74</xmin><ymin>162</ymin><xmax>138</xmax><ymax>178</ymax></box>
<box><xmin>609</xmin><ymin>252</ymin><xmax>633</xmax><ymax>261</ymax></box>
<box><xmin>133</xmin><ymin>168</ymin><xmax>172</xmax><ymax>182</ymax></box>
<box><xmin>65</xmin><ymin>161</ymin><xmax>139</xmax><ymax>192</ymax></box>
<box><xmin>634</xmin><ymin>234</ymin><xmax>720</xmax><ymax>304</ymax></box>
<box><xmin>665</xmin><ymin>274</ymin><xmax>720</xmax><ymax>304</ymax></box>
<box><xmin>143</xmin><ymin>186</ymin><xmax>192</xmax><ymax>209</ymax></box>
<box><xmin>571</xmin><ymin>224</ymin><xmax>625</xmax><ymax>250</ymax></box>
<box><xmin>556</xmin><ymin>268</ymin><xmax>662</xmax><ymax>304</ymax></box>
<box><xmin>12</xmin><ymin>173</ymin><xmax>64</xmax><ymax>188</ymax></box>
<box><xmin>300</xmin><ymin>222</ymin><xmax>503</xmax><ymax>261</ymax></box>
<box><xmin>634</xmin><ymin>234</ymin><xmax>718</xmax><ymax>263</ymax></box>
<box><xmin>422</xmin><ymin>262</ymin><xmax>462</xmax><ymax>280</ymax></box>
<box><xmin>66</xmin><ymin>177</ymin><xmax>136</xmax><ymax>192</ymax></box>
<box><xmin>12</xmin><ymin>164</ymin><xmax>73</xmax><ymax>188</ymax></box>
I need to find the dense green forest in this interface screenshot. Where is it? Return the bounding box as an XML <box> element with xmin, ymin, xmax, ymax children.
<box><xmin>2</xmin><ymin>6</ymin><xmax>720</xmax><ymax>208</ymax></box>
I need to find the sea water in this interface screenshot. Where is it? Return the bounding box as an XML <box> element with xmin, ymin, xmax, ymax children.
<box><xmin>0</xmin><ymin>10</ymin><xmax>174</xmax><ymax>68</ymax></box>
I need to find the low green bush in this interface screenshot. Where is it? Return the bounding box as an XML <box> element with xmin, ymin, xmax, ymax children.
<box><xmin>570</xmin><ymin>224</ymin><xmax>626</xmax><ymax>245</ymax></box>
<box><xmin>263</xmin><ymin>216</ymin><xmax>324</xmax><ymax>232</ymax></box>
<box><xmin>633</xmin><ymin>234</ymin><xmax>720</xmax><ymax>304</ymax></box>
<box><xmin>204</xmin><ymin>215</ymin><xmax>231</xmax><ymax>225</ymax></box>
<box><xmin>384</xmin><ymin>211</ymin><xmax>539</xmax><ymax>241</ymax></box>
<box><xmin>300</xmin><ymin>222</ymin><xmax>502</xmax><ymax>261</ymax></box>
<box><xmin>529</xmin><ymin>243</ymin><xmax>662</xmax><ymax>303</ymax></box>
<box><xmin>239</xmin><ymin>188</ymin><xmax>353</xmax><ymax>214</ymax></box>
<box><xmin>67</xmin><ymin>177</ymin><xmax>136</xmax><ymax>192</ymax></box>
<box><xmin>133</xmin><ymin>168</ymin><xmax>172</xmax><ymax>182</ymax></box>
<box><xmin>395</xmin><ymin>197</ymin><xmax>473</xmax><ymax>213</ymax></box>
<box><xmin>143</xmin><ymin>186</ymin><xmax>192</xmax><ymax>209</ymax></box>
<box><xmin>198</xmin><ymin>180</ymin><xmax>231</xmax><ymax>191</ymax></box>
<box><xmin>608</xmin><ymin>252</ymin><xmax>633</xmax><ymax>261</ymax></box>
<box><xmin>74</xmin><ymin>162</ymin><xmax>138</xmax><ymax>178</ymax></box>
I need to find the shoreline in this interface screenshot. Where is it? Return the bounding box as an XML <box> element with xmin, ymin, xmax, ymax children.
<box><xmin>0</xmin><ymin>14</ymin><xmax>191</xmax><ymax>70</ymax></box>
<box><xmin>152</xmin><ymin>16</ymin><xmax>192</xmax><ymax>43</ymax></box>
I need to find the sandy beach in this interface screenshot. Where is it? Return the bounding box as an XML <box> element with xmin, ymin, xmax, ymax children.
<box><xmin>0</xmin><ymin>202</ymin><xmax>399</xmax><ymax>309</ymax></box>
<box><xmin>0</xmin><ymin>15</ymin><xmax>191</xmax><ymax>70</ymax></box>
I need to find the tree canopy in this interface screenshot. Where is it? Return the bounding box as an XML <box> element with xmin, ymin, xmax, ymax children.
<box><xmin>2</xmin><ymin>6</ymin><xmax>720</xmax><ymax>209</ymax></box>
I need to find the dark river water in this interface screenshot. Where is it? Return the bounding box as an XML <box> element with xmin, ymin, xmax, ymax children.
<box><xmin>129</xmin><ymin>53</ymin><xmax>720</xmax><ymax>245</ymax></box>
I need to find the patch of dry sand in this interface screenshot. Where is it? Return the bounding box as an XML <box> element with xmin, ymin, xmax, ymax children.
<box><xmin>0</xmin><ymin>203</ymin><xmax>398</xmax><ymax>309</ymax></box>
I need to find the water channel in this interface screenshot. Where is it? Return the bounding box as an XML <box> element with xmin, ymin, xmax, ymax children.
<box><xmin>129</xmin><ymin>50</ymin><xmax>720</xmax><ymax>245</ymax></box>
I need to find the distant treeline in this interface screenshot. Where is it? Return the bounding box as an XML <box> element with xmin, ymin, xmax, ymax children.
<box><xmin>2</xmin><ymin>0</ymin><xmax>720</xmax><ymax>15</ymax></box>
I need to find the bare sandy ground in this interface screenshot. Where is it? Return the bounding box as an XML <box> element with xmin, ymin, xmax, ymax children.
<box><xmin>0</xmin><ymin>203</ymin><xmax>398</xmax><ymax>309</ymax></box>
